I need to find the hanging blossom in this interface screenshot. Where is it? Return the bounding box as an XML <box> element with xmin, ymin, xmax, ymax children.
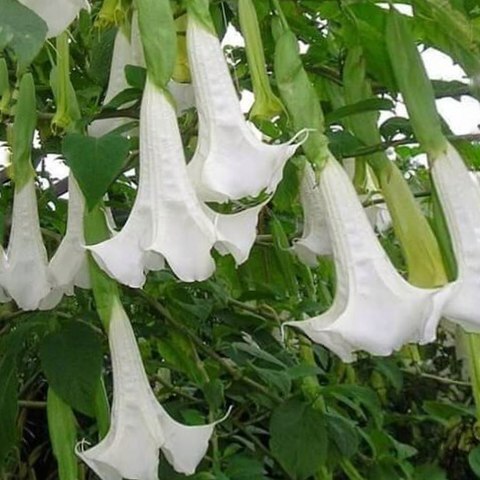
<box><xmin>0</xmin><ymin>177</ymin><xmax>51</xmax><ymax>310</ymax></box>
<box><xmin>18</xmin><ymin>0</ymin><xmax>89</xmax><ymax>38</ymax></box>
<box><xmin>77</xmin><ymin>298</ymin><xmax>223</xmax><ymax>480</ymax></box>
<box><xmin>430</xmin><ymin>142</ymin><xmax>480</xmax><ymax>331</ymax></box>
<box><xmin>283</xmin><ymin>155</ymin><xmax>453</xmax><ymax>362</ymax></box>
<box><xmin>292</xmin><ymin>163</ymin><xmax>331</xmax><ymax>266</ymax></box>
<box><xmin>186</xmin><ymin>14</ymin><xmax>307</xmax><ymax>202</ymax></box>
<box><xmin>40</xmin><ymin>174</ymin><xmax>90</xmax><ymax>309</ymax></box>
<box><xmin>88</xmin><ymin>77</ymin><xmax>264</xmax><ymax>288</ymax></box>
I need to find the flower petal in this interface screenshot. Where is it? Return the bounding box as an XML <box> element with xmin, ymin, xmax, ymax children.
<box><xmin>2</xmin><ymin>179</ymin><xmax>51</xmax><ymax>310</ymax></box>
<box><xmin>18</xmin><ymin>0</ymin><xmax>88</xmax><ymax>37</ymax></box>
<box><xmin>77</xmin><ymin>299</ymin><xmax>218</xmax><ymax>479</ymax></box>
<box><xmin>40</xmin><ymin>174</ymin><xmax>89</xmax><ymax>309</ymax></box>
<box><xmin>284</xmin><ymin>155</ymin><xmax>453</xmax><ymax>362</ymax></box>
<box><xmin>292</xmin><ymin>163</ymin><xmax>331</xmax><ymax>266</ymax></box>
<box><xmin>187</xmin><ymin>17</ymin><xmax>304</xmax><ymax>202</ymax></box>
<box><xmin>431</xmin><ymin>142</ymin><xmax>480</xmax><ymax>331</ymax></box>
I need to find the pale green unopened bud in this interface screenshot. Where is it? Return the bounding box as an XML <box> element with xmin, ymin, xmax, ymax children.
<box><xmin>238</xmin><ymin>0</ymin><xmax>284</xmax><ymax>122</ymax></box>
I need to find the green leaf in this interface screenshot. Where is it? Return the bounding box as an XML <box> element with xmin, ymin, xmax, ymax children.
<box><xmin>125</xmin><ymin>65</ymin><xmax>147</xmax><ymax>90</ymax></box>
<box><xmin>225</xmin><ymin>454</ymin><xmax>268</xmax><ymax>480</ymax></box>
<box><xmin>0</xmin><ymin>355</ymin><xmax>18</xmax><ymax>468</ymax></box>
<box><xmin>422</xmin><ymin>400</ymin><xmax>475</xmax><ymax>426</ymax></box>
<box><xmin>325</xmin><ymin>97</ymin><xmax>394</xmax><ymax>125</ymax></box>
<box><xmin>135</xmin><ymin>0</ymin><xmax>176</xmax><ymax>89</ymax></box>
<box><xmin>325</xmin><ymin>413</ymin><xmax>359</xmax><ymax>458</ymax></box>
<box><xmin>270</xmin><ymin>399</ymin><xmax>327</xmax><ymax>479</ymax></box>
<box><xmin>469</xmin><ymin>446</ymin><xmax>480</xmax><ymax>478</ymax></box>
<box><xmin>39</xmin><ymin>322</ymin><xmax>104</xmax><ymax>417</ymax></box>
<box><xmin>62</xmin><ymin>132</ymin><xmax>130</xmax><ymax>210</ymax></box>
<box><xmin>0</xmin><ymin>0</ymin><xmax>47</xmax><ymax>71</ymax></box>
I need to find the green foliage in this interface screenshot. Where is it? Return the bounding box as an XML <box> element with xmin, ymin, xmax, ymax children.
<box><xmin>0</xmin><ymin>0</ymin><xmax>47</xmax><ymax>71</ymax></box>
<box><xmin>39</xmin><ymin>321</ymin><xmax>103</xmax><ymax>416</ymax></box>
<box><xmin>1</xmin><ymin>0</ymin><xmax>480</xmax><ymax>479</ymax></box>
<box><xmin>62</xmin><ymin>132</ymin><xmax>130</xmax><ymax>210</ymax></box>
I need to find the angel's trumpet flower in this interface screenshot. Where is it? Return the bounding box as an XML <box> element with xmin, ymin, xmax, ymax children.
<box><xmin>77</xmin><ymin>298</ymin><xmax>221</xmax><ymax>480</ymax></box>
<box><xmin>18</xmin><ymin>0</ymin><xmax>88</xmax><ymax>38</ymax></box>
<box><xmin>2</xmin><ymin>178</ymin><xmax>51</xmax><ymax>310</ymax></box>
<box><xmin>40</xmin><ymin>175</ymin><xmax>90</xmax><ymax>309</ymax></box>
<box><xmin>284</xmin><ymin>155</ymin><xmax>453</xmax><ymax>362</ymax></box>
<box><xmin>186</xmin><ymin>11</ymin><xmax>306</xmax><ymax>202</ymax></box>
<box><xmin>0</xmin><ymin>74</ymin><xmax>50</xmax><ymax>310</ymax></box>
<box><xmin>430</xmin><ymin>143</ymin><xmax>480</xmax><ymax>331</ymax></box>
<box><xmin>292</xmin><ymin>163</ymin><xmax>331</xmax><ymax>266</ymax></box>
<box><xmin>89</xmin><ymin>77</ymin><xmax>263</xmax><ymax>287</ymax></box>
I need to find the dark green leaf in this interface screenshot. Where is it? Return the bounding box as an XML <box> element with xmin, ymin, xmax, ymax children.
<box><xmin>39</xmin><ymin>322</ymin><xmax>103</xmax><ymax>416</ymax></box>
<box><xmin>270</xmin><ymin>399</ymin><xmax>327</xmax><ymax>479</ymax></box>
<box><xmin>0</xmin><ymin>356</ymin><xmax>18</xmax><ymax>468</ymax></box>
<box><xmin>469</xmin><ymin>446</ymin><xmax>480</xmax><ymax>478</ymax></box>
<box><xmin>62</xmin><ymin>133</ymin><xmax>130</xmax><ymax>210</ymax></box>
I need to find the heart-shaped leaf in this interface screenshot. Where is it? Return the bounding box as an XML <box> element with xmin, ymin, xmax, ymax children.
<box><xmin>62</xmin><ymin>132</ymin><xmax>130</xmax><ymax>210</ymax></box>
<box><xmin>39</xmin><ymin>322</ymin><xmax>103</xmax><ymax>417</ymax></box>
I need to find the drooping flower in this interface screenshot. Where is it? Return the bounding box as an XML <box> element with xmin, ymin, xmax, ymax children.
<box><xmin>40</xmin><ymin>174</ymin><xmax>90</xmax><ymax>310</ymax></box>
<box><xmin>430</xmin><ymin>142</ymin><xmax>480</xmax><ymax>331</ymax></box>
<box><xmin>284</xmin><ymin>155</ymin><xmax>453</xmax><ymax>362</ymax></box>
<box><xmin>88</xmin><ymin>77</ymin><xmax>263</xmax><ymax>287</ymax></box>
<box><xmin>77</xmin><ymin>298</ymin><xmax>221</xmax><ymax>480</ymax></box>
<box><xmin>292</xmin><ymin>163</ymin><xmax>331</xmax><ymax>266</ymax></box>
<box><xmin>186</xmin><ymin>13</ymin><xmax>306</xmax><ymax>202</ymax></box>
<box><xmin>1</xmin><ymin>178</ymin><xmax>51</xmax><ymax>310</ymax></box>
<box><xmin>18</xmin><ymin>0</ymin><xmax>89</xmax><ymax>38</ymax></box>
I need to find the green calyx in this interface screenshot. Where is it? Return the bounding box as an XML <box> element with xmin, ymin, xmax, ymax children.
<box><xmin>0</xmin><ymin>57</ymin><xmax>10</xmax><ymax>115</ymax></box>
<box><xmin>342</xmin><ymin>46</ymin><xmax>447</xmax><ymax>287</ymax></box>
<box><xmin>51</xmin><ymin>32</ymin><xmax>74</xmax><ymax>133</ymax></box>
<box><xmin>47</xmin><ymin>388</ymin><xmax>79</xmax><ymax>480</ymax></box>
<box><xmin>386</xmin><ymin>8</ymin><xmax>447</xmax><ymax>157</ymax></box>
<box><xmin>238</xmin><ymin>0</ymin><xmax>284</xmax><ymax>122</ymax></box>
<box><xmin>96</xmin><ymin>0</ymin><xmax>129</xmax><ymax>28</ymax></box>
<box><xmin>135</xmin><ymin>0</ymin><xmax>176</xmax><ymax>90</ymax></box>
<box><xmin>186</xmin><ymin>0</ymin><xmax>215</xmax><ymax>34</ymax></box>
<box><xmin>84</xmin><ymin>204</ymin><xmax>121</xmax><ymax>330</ymax></box>
<box><xmin>11</xmin><ymin>72</ymin><xmax>36</xmax><ymax>189</ymax></box>
<box><xmin>172</xmin><ymin>14</ymin><xmax>191</xmax><ymax>84</ymax></box>
<box><xmin>273</xmin><ymin>21</ymin><xmax>329</xmax><ymax>169</ymax></box>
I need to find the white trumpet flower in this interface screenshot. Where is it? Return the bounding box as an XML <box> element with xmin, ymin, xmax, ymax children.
<box><xmin>1</xmin><ymin>178</ymin><xmax>51</xmax><ymax>310</ymax></box>
<box><xmin>18</xmin><ymin>0</ymin><xmax>89</xmax><ymax>37</ymax></box>
<box><xmin>284</xmin><ymin>155</ymin><xmax>453</xmax><ymax>362</ymax></box>
<box><xmin>292</xmin><ymin>163</ymin><xmax>331</xmax><ymax>266</ymax></box>
<box><xmin>186</xmin><ymin>16</ymin><xmax>305</xmax><ymax>202</ymax></box>
<box><xmin>40</xmin><ymin>174</ymin><xmax>90</xmax><ymax>310</ymax></box>
<box><xmin>431</xmin><ymin>142</ymin><xmax>480</xmax><ymax>331</ymax></box>
<box><xmin>89</xmin><ymin>78</ymin><xmax>263</xmax><ymax>287</ymax></box>
<box><xmin>77</xmin><ymin>299</ymin><xmax>221</xmax><ymax>480</ymax></box>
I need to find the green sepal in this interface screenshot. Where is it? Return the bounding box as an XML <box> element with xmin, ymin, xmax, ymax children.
<box><xmin>238</xmin><ymin>0</ymin><xmax>284</xmax><ymax>122</ymax></box>
<box><xmin>84</xmin><ymin>204</ymin><xmax>121</xmax><ymax>330</ymax></box>
<box><xmin>378</xmin><ymin>162</ymin><xmax>448</xmax><ymax>287</ymax></box>
<box><xmin>11</xmin><ymin>72</ymin><xmax>36</xmax><ymax>189</ymax></box>
<box><xmin>0</xmin><ymin>58</ymin><xmax>8</xmax><ymax>96</ymax></box>
<box><xmin>273</xmin><ymin>24</ymin><xmax>329</xmax><ymax>169</ymax></box>
<box><xmin>134</xmin><ymin>0</ymin><xmax>176</xmax><ymax>90</ymax></box>
<box><xmin>186</xmin><ymin>0</ymin><xmax>215</xmax><ymax>34</ymax></box>
<box><xmin>386</xmin><ymin>8</ymin><xmax>446</xmax><ymax>156</ymax></box>
<box><xmin>47</xmin><ymin>388</ymin><xmax>78</xmax><ymax>480</ymax></box>
<box><xmin>94</xmin><ymin>378</ymin><xmax>110</xmax><ymax>440</ymax></box>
